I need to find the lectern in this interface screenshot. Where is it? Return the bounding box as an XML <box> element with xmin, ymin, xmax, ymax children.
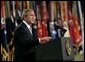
<box><xmin>35</xmin><ymin>37</ymin><xmax>74</xmax><ymax>61</ymax></box>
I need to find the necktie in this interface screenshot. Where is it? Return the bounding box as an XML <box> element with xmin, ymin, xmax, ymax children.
<box><xmin>29</xmin><ymin>27</ymin><xmax>33</xmax><ymax>36</ymax></box>
<box><xmin>32</xmin><ymin>25</ymin><xmax>37</xmax><ymax>38</ymax></box>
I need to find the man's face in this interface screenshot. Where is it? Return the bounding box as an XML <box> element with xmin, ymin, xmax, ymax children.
<box><xmin>25</xmin><ymin>10</ymin><xmax>36</xmax><ymax>24</ymax></box>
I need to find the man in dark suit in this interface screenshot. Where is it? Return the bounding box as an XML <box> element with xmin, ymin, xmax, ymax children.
<box><xmin>13</xmin><ymin>9</ymin><xmax>51</xmax><ymax>61</ymax></box>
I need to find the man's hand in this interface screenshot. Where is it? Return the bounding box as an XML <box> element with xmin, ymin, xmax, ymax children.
<box><xmin>39</xmin><ymin>37</ymin><xmax>52</xmax><ymax>44</ymax></box>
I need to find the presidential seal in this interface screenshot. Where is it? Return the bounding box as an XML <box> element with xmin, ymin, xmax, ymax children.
<box><xmin>65</xmin><ymin>40</ymin><xmax>71</xmax><ymax>56</ymax></box>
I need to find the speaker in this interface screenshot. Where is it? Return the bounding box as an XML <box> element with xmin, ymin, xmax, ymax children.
<box><xmin>35</xmin><ymin>37</ymin><xmax>74</xmax><ymax>61</ymax></box>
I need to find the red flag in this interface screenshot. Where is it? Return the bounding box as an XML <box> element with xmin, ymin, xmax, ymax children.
<box><xmin>67</xmin><ymin>1</ymin><xmax>82</xmax><ymax>46</ymax></box>
<box><xmin>41</xmin><ymin>21</ymin><xmax>48</xmax><ymax>37</ymax></box>
<box><xmin>40</xmin><ymin>1</ymin><xmax>48</xmax><ymax>22</ymax></box>
<box><xmin>36</xmin><ymin>2</ymin><xmax>42</xmax><ymax>38</ymax></box>
<box><xmin>67</xmin><ymin>1</ymin><xmax>75</xmax><ymax>45</ymax></box>
<box><xmin>37</xmin><ymin>21</ymin><xmax>42</xmax><ymax>38</ymax></box>
<box><xmin>68</xmin><ymin>10</ymin><xmax>75</xmax><ymax>45</ymax></box>
<box><xmin>1</xmin><ymin>1</ymin><xmax>5</xmax><ymax>19</ymax></box>
<box><xmin>72</xmin><ymin>1</ymin><xmax>82</xmax><ymax>46</ymax></box>
<box><xmin>1</xmin><ymin>1</ymin><xmax>6</xmax><ymax>29</ymax></box>
<box><xmin>39</xmin><ymin>1</ymin><xmax>48</xmax><ymax>37</ymax></box>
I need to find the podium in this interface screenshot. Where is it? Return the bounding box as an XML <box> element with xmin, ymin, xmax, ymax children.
<box><xmin>35</xmin><ymin>37</ymin><xmax>74</xmax><ymax>61</ymax></box>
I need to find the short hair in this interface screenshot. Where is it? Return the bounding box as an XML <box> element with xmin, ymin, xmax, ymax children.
<box><xmin>22</xmin><ymin>9</ymin><xmax>33</xmax><ymax>17</ymax></box>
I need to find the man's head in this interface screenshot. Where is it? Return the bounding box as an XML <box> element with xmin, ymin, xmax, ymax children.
<box><xmin>22</xmin><ymin>9</ymin><xmax>36</xmax><ymax>24</ymax></box>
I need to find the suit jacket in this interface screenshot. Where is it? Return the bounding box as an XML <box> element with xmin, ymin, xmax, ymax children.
<box><xmin>13</xmin><ymin>22</ymin><xmax>39</xmax><ymax>61</ymax></box>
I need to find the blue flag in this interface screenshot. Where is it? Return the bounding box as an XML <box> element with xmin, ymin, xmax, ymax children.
<box><xmin>1</xmin><ymin>17</ymin><xmax>8</xmax><ymax>52</ymax></box>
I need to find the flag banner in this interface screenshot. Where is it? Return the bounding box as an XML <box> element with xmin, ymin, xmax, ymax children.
<box><xmin>19</xmin><ymin>1</ymin><xmax>23</xmax><ymax>13</ymax></box>
<box><xmin>72</xmin><ymin>1</ymin><xmax>82</xmax><ymax>46</ymax></box>
<box><xmin>60</xmin><ymin>1</ymin><xmax>70</xmax><ymax>37</ymax></box>
<box><xmin>55</xmin><ymin>1</ymin><xmax>63</xmax><ymax>37</ymax></box>
<box><xmin>27</xmin><ymin>1</ymin><xmax>30</xmax><ymax>9</ymax></box>
<box><xmin>22</xmin><ymin>1</ymin><xmax>27</xmax><ymax>10</ymax></box>
<box><xmin>15</xmin><ymin>1</ymin><xmax>22</xmax><ymax>17</ymax></box>
<box><xmin>15</xmin><ymin>1</ymin><xmax>20</xmax><ymax>10</ymax></box>
<box><xmin>12</xmin><ymin>1</ymin><xmax>16</xmax><ymax>18</ymax></box>
<box><xmin>67</xmin><ymin>1</ymin><xmax>82</xmax><ymax>46</ymax></box>
<box><xmin>68</xmin><ymin>10</ymin><xmax>75</xmax><ymax>46</ymax></box>
<box><xmin>1</xmin><ymin>17</ymin><xmax>8</xmax><ymax>52</ymax></box>
<box><xmin>1</xmin><ymin>1</ymin><xmax>8</xmax><ymax>51</ymax></box>
<box><xmin>32</xmin><ymin>1</ymin><xmax>36</xmax><ymax>14</ymax></box>
<box><xmin>39</xmin><ymin>1</ymin><xmax>49</xmax><ymax>37</ymax></box>
<box><xmin>48</xmin><ymin>1</ymin><xmax>57</xmax><ymax>39</ymax></box>
<box><xmin>36</xmin><ymin>2</ymin><xmax>42</xmax><ymax>38</ymax></box>
<box><xmin>5</xmin><ymin>1</ymin><xmax>10</xmax><ymax>18</ymax></box>
<box><xmin>15</xmin><ymin>1</ymin><xmax>22</xmax><ymax>24</ymax></box>
<box><xmin>55</xmin><ymin>1</ymin><xmax>63</xmax><ymax>27</ymax></box>
<box><xmin>1</xmin><ymin>1</ymin><xmax>9</xmax><ymax>61</ymax></box>
<box><xmin>29</xmin><ymin>1</ymin><xmax>33</xmax><ymax>9</ymax></box>
<box><xmin>67</xmin><ymin>1</ymin><xmax>75</xmax><ymax>46</ymax></box>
